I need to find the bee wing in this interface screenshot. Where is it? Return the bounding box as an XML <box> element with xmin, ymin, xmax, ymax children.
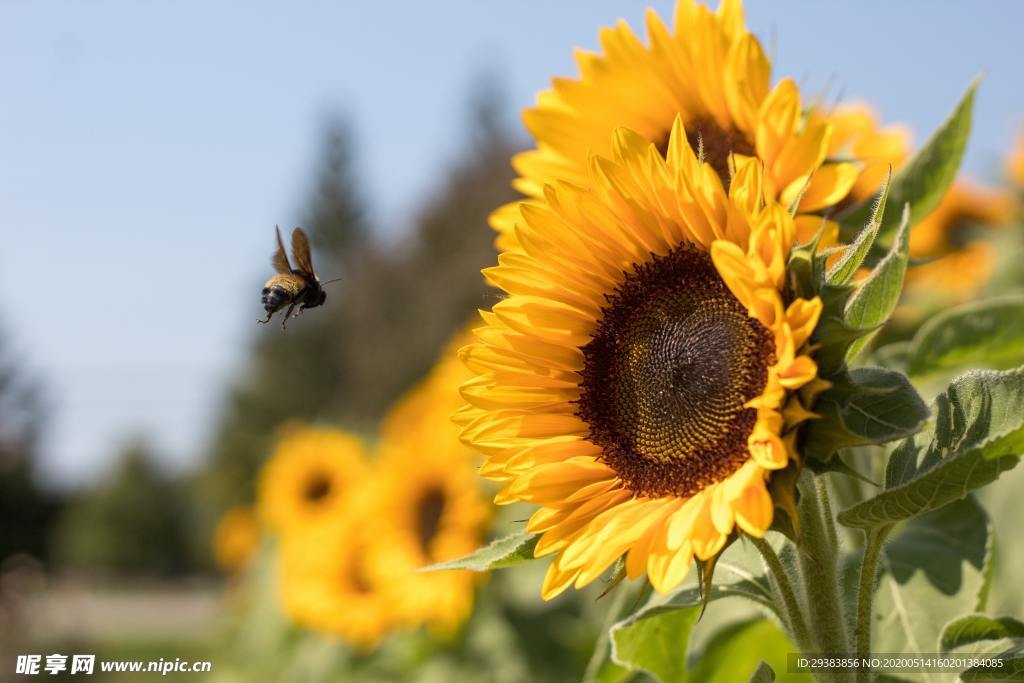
<box><xmin>290</xmin><ymin>227</ymin><xmax>316</xmax><ymax>277</ymax></box>
<box><xmin>272</xmin><ymin>225</ymin><xmax>292</xmax><ymax>274</ymax></box>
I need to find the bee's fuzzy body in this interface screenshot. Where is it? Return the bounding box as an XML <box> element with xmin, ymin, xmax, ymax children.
<box><xmin>261</xmin><ymin>274</ymin><xmax>306</xmax><ymax>315</ymax></box>
<box><xmin>258</xmin><ymin>227</ymin><xmax>327</xmax><ymax>329</ymax></box>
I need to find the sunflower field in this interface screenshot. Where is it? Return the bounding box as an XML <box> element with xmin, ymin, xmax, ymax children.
<box><xmin>4</xmin><ymin>1</ymin><xmax>1024</xmax><ymax>682</ymax></box>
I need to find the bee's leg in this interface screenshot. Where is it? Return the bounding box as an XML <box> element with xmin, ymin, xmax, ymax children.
<box><xmin>257</xmin><ymin>310</ymin><xmax>274</xmax><ymax>325</ymax></box>
<box><xmin>281</xmin><ymin>303</ymin><xmax>298</xmax><ymax>329</ymax></box>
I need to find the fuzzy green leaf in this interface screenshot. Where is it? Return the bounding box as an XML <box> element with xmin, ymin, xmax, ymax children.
<box><xmin>838</xmin><ymin>78</ymin><xmax>978</xmax><ymax>246</ymax></box>
<box><xmin>610</xmin><ymin>604</ymin><xmax>700</xmax><ymax>683</ymax></box>
<box><xmin>802</xmin><ymin>366</ymin><xmax>928</xmax><ymax>460</ymax></box>
<box><xmin>872</xmin><ymin>341</ymin><xmax>911</xmax><ymax>372</ymax></box>
<box><xmin>583</xmin><ymin>580</ymin><xmax>651</xmax><ymax>683</ymax></box>
<box><xmin>872</xmin><ymin>497</ymin><xmax>993</xmax><ymax>655</ymax></box>
<box><xmin>961</xmin><ymin>641</ymin><xmax>1024</xmax><ymax>681</ymax></box>
<box><xmin>838</xmin><ymin>368</ymin><xmax>1024</xmax><ymax>529</ymax></box>
<box><xmin>688</xmin><ymin>619</ymin><xmax>795</xmax><ymax>683</ymax></box>
<box><xmin>787</xmin><ymin>220</ymin><xmax>829</xmax><ymax>300</ymax></box>
<box><xmin>663</xmin><ymin>579</ymin><xmax>777</xmax><ymax>615</ymax></box>
<box><xmin>906</xmin><ymin>295</ymin><xmax>1024</xmax><ymax>377</ymax></box>
<box><xmin>843</xmin><ymin>204</ymin><xmax>911</xmax><ymax>344</ymax></box>
<box><xmin>419</xmin><ymin>532</ymin><xmax>537</xmax><ymax>572</ymax></box>
<box><xmin>941</xmin><ymin>614</ymin><xmax>1024</xmax><ymax>652</ymax></box>
<box><xmin>826</xmin><ymin>170</ymin><xmax>889</xmax><ymax>285</ymax></box>
<box><xmin>812</xmin><ymin>204</ymin><xmax>911</xmax><ymax>376</ymax></box>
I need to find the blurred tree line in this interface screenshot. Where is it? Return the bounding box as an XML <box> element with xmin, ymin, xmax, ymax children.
<box><xmin>0</xmin><ymin>85</ymin><xmax>520</xmax><ymax>577</ymax></box>
<box><xmin>0</xmin><ymin>327</ymin><xmax>52</xmax><ymax>563</ymax></box>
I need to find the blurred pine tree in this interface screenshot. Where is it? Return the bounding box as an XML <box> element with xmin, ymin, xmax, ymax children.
<box><xmin>331</xmin><ymin>87</ymin><xmax>519</xmax><ymax>425</ymax></box>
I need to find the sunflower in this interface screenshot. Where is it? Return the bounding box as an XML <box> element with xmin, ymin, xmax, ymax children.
<box><xmin>492</xmin><ymin>0</ymin><xmax>894</xmax><ymax>252</ymax></box>
<box><xmin>277</xmin><ymin>518</ymin><xmax>394</xmax><ymax>649</ymax></box>
<box><xmin>368</xmin><ymin>337</ymin><xmax>491</xmax><ymax>633</ymax></box>
<box><xmin>257</xmin><ymin>427</ymin><xmax>369</xmax><ymax>535</ymax></box>
<box><xmin>460</xmin><ymin>122</ymin><xmax>823</xmax><ymax>599</ymax></box>
<box><xmin>213</xmin><ymin>506</ymin><xmax>261</xmax><ymax>573</ymax></box>
<box><xmin>904</xmin><ymin>181</ymin><xmax>1012</xmax><ymax>300</ymax></box>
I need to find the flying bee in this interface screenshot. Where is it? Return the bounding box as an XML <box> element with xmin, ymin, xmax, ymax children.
<box><xmin>258</xmin><ymin>226</ymin><xmax>334</xmax><ymax>329</ymax></box>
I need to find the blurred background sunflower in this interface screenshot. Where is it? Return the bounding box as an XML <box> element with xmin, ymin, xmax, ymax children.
<box><xmin>277</xmin><ymin>518</ymin><xmax>395</xmax><ymax>650</ymax></box>
<box><xmin>367</xmin><ymin>336</ymin><xmax>491</xmax><ymax>635</ymax></box>
<box><xmin>257</xmin><ymin>428</ymin><xmax>368</xmax><ymax>535</ymax></box>
<box><xmin>212</xmin><ymin>506</ymin><xmax>260</xmax><ymax>574</ymax></box>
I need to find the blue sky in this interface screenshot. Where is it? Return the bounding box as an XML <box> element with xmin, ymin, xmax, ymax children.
<box><xmin>1</xmin><ymin>1</ymin><xmax>1022</xmax><ymax>487</ymax></box>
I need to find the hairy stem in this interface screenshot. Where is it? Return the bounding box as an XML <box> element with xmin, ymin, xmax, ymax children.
<box><xmin>797</xmin><ymin>475</ymin><xmax>850</xmax><ymax>658</ymax></box>
<box><xmin>817</xmin><ymin>476</ymin><xmax>840</xmax><ymax>550</ymax></box>
<box><xmin>854</xmin><ymin>525</ymin><xmax>892</xmax><ymax>683</ymax></box>
<box><xmin>751</xmin><ymin>536</ymin><xmax>812</xmax><ymax>653</ymax></box>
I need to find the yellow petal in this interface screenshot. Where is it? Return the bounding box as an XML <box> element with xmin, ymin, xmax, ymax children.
<box><xmin>796</xmin><ymin>162</ymin><xmax>860</xmax><ymax>213</ymax></box>
<box><xmin>755</xmin><ymin>79</ymin><xmax>800</xmax><ymax>166</ymax></box>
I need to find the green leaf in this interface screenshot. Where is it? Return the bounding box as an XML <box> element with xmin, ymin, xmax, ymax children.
<box><xmin>843</xmin><ymin>203</ymin><xmax>911</xmax><ymax>337</ymax></box>
<box><xmin>838</xmin><ymin>367</ymin><xmax>1024</xmax><ymax>529</ymax></box>
<box><xmin>688</xmin><ymin>619</ymin><xmax>798</xmax><ymax>683</ymax></box>
<box><xmin>871</xmin><ymin>497</ymin><xmax>992</xmax><ymax>655</ymax></box>
<box><xmin>787</xmin><ymin>219</ymin><xmax>828</xmax><ymax>300</ymax></box>
<box><xmin>802</xmin><ymin>366</ymin><xmax>928</xmax><ymax>460</ymax></box>
<box><xmin>942</xmin><ymin>614</ymin><xmax>1024</xmax><ymax>652</ymax></box>
<box><xmin>600</xmin><ymin>576</ymin><xmax>788</xmax><ymax>683</ymax></box>
<box><xmin>812</xmin><ymin>205</ymin><xmax>911</xmax><ymax>375</ymax></box>
<box><xmin>419</xmin><ymin>532</ymin><xmax>538</xmax><ymax>571</ymax></box>
<box><xmin>872</xmin><ymin>340</ymin><xmax>911</xmax><ymax>373</ymax></box>
<box><xmin>584</xmin><ymin>580</ymin><xmax>651</xmax><ymax>683</ymax></box>
<box><xmin>838</xmin><ymin>77</ymin><xmax>978</xmax><ymax>246</ymax></box>
<box><xmin>663</xmin><ymin>579</ymin><xmax>778</xmax><ymax>616</ymax></box>
<box><xmin>610</xmin><ymin>604</ymin><xmax>700</xmax><ymax>683</ymax></box>
<box><xmin>826</xmin><ymin>170</ymin><xmax>889</xmax><ymax>285</ymax></box>
<box><xmin>961</xmin><ymin>640</ymin><xmax>1024</xmax><ymax>681</ymax></box>
<box><xmin>906</xmin><ymin>295</ymin><xmax>1024</xmax><ymax>378</ymax></box>
<box><xmin>747</xmin><ymin>660</ymin><xmax>776</xmax><ymax>683</ymax></box>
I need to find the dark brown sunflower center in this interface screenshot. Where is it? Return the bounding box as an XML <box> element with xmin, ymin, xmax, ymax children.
<box><xmin>416</xmin><ymin>487</ymin><xmax>446</xmax><ymax>553</ymax></box>
<box><xmin>943</xmin><ymin>212</ymin><xmax>991</xmax><ymax>252</ymax></box>
<box><xmin>658</xmin><ymin>117</ymin><xmax>755</xmax><ymax>187</ymax></box>
<box><xmin>576</xmin><ymin>244</ymin><xmax>775</xmax><ymax>498</ymax></box>
<box><xmin>303</xmin><ymin>473</ymin><xmax>332</xmax><ymax>502</ymax></box>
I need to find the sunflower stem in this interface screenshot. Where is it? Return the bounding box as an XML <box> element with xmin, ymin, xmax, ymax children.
<box><xmin>854</xmin><ymin>524</ymin><xmax>892</xmax><ymax>683</ymax></box>
<box><xmin>750</xmin><ymin>536</ymin><xmax>812</xmax><ymax>653</ymax></box>
<box><xmin>796</xmin><ymin>475</ymin><xmax>850</xmax><ymax>660</ymax></box>
<box><xmin>816</xmin><ymin>476</ymin><xmax>840</xmax><ymax>550</ymax></box>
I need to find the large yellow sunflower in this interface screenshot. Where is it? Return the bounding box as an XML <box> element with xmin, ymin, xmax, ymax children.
<box><xmin>213</xmin><ymin>505</ymin><xmax>261</xmax><ymax>573</ymax></box>
<box><xmin>904</xmin><ymin>181</ymin><xmax>1012</xmax><ymax>300</ymax></box>
<box><xmin>277</xmin><ymin>519</ymin><xmax>394</xmax><ymax>649</ymax></box>
<box><xmin>460</xmin><ymin>121</ymin><xmax>823</xmax><ymax>599</ymax></box>
<box><xmin>257</xmin><ymin>427</ymin><xmax>369</xmax><ymax>535</ymax></box>
<box><xmin>368</xmin><ymin>337</ymin><xmax>491</xmax><ymax>633</ymax></box>
<box><xmin>493</xmin><ymin>0</ymin><xmax>901</xmax><ymax>251</ymax></box>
